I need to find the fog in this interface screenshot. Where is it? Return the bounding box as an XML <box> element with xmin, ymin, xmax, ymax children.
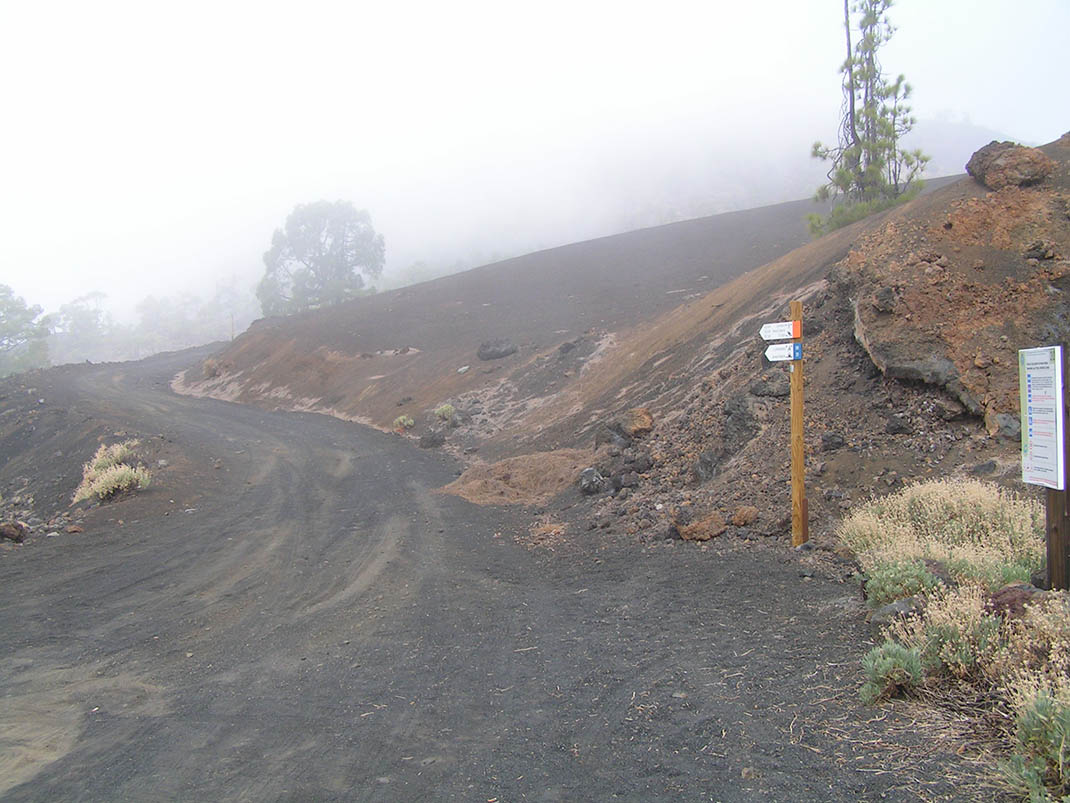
<box><xmin>2</xmin><ymin>0</ymin><xmax>1067</xmax><ymax>329</ymax></box>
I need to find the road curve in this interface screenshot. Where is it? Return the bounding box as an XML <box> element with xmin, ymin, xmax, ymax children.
<box><xmin>1</xmin><ymin>351</ymin><xmax>957</xmax><ymax>801</ymax></box>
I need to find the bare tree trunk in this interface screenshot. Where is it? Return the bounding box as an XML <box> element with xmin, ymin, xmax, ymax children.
<box><xmin>842</xmin><ymin>0</ymin><xmax>862</xmax><ymax>199</ymax></box>
<box><xmin>843</xmin><ymin>0</ymin><xmax>859</xmax><ymax>149</ymax></box>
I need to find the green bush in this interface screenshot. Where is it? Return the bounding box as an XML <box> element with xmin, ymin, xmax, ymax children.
<box><xmin>864</xmin><ymin>560</ymin><xmax>942</xmax><ymax>609</ymax></box>
<box><xmin>808</xmin><ymin>184</ymin><xmax>921</xmax><ymax>237</ymax></box>
<box><xmin>860</xmin><ymin>641</ymin><xmax>922</xmax><ymax>705</ymax></box>
<box><xmin>1002</xmin><ymin>691</ymin><xmax>1070</xmax><ymax>801</ymax></box>
<box><xmin>434</xmin><ymin>403</ymin><xmax>455</xmax><ymax>422</ymax></box>
<box><xmin>392</xmin><ymin>415</ymin><xmax>414</xmax><ymax>431</ymax></box>
<box><xmin>918</xmin><ymin>615</ymin><xmax>1004</xmax><ymax>676</ymax></box>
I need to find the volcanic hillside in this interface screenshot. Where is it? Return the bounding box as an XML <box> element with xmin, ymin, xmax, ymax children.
<box><xmin>176</xmin><ymin>196</ymin><xmax>835</xmax><ymax>431</ymax></box>
<box><xmin>179</xmin><ymin>135</ymin><xmax>1070</xmax><ymax>546</ymax></box>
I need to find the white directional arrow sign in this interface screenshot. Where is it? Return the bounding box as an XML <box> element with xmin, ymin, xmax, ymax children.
<box><xmin>765</xmin><ymin>342</ymin><xmax>802</xmax><ymax>362</ymax></box>
<box><xmin>759</xmin><ymin>320</ymin><xmax>801</xmax><ymax>341</ymax></box>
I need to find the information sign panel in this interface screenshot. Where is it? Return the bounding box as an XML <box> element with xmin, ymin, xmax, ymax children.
<box><xmin>1020</xmin><ymin>346</ymin><xmax>1065</xmax><ymax>490</ymax></box>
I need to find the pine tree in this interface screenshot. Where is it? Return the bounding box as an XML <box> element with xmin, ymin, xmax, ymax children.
<box><xmin>810</xmin><ymin>0</ymin><xmax>928</xmax><ymax>233</ymax></box>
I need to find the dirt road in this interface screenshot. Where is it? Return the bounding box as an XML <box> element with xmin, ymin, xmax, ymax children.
<box><xmin>0</xmin><ymin>351</ymin><xmax>971</xmax><ymax>801</ymax></box>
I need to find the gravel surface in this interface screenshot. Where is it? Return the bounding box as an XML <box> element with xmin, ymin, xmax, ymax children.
<box><xmin>0</xmin><ymin>349</ymin><xmax>985</xmax><ymax>801</ymax></box>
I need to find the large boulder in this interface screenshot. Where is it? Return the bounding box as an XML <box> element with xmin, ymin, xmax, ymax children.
<box><xmin>477</xmin><ymin>339</ymin><xmax>518</xmax><ymax>361</ymax></box>
<box><xmin>965</xmin><ymin>141</ymin><xmax>1055</xmax><ymax>190</ymax></box>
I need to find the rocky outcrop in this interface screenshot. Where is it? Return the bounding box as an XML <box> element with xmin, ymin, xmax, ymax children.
<box><xmin>965</xmin><ymin>141</ymin><xmax>1055</xmax><ymax>190</ymax></box>
<box><xmin>851</xmin><ymin>296</ymin><xmax>982</xmax><ymax>415</ymax></box>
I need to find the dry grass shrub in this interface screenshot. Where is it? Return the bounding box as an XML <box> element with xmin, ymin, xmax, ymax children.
<box><xmin>874</xmin><ymin>586</ymin><xmax>1070</xmax><ymax>798</ymax></box>
<box><xmin>996</xmin><ymin>600</ymin><xmax>1070</xmax><ymax>801</ymax></box>
<box><xmin>840</xmin><ymin>479</ymin><xmax>1044</xmax><ymax>590</ymax></box>
<box><xmin>997</xmin><ymin>598</ymin><xmax>1070</xmax><ymax>702</ymax></box>
<box><xmin>888</xmin><ymin>584</ymin><xmax>1004</xmax><ymax>678</ymax></box>
<box><xmin>71</xmin><ymin>440</ymin><xmax>152</xmax><ymax>503</ymax></box>
<box><xmin>843</xmin><ymin>479</ymin><xmax>1070</xmax><ymax>796</ymax></box>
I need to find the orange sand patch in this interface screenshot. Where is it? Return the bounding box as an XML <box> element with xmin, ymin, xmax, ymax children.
<box><xmin>441</xmin><ymin>449</ymin><xmax>595</xmax><ymax>506</ymax></box>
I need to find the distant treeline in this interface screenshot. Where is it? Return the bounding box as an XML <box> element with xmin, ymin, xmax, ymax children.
<box><xmin>0</xmin><ymin>280</ymin><xmax>260</xmax><ymax>376</ymax></box>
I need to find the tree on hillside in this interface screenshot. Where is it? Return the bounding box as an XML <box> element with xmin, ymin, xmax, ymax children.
<box><xmin>256</xmin><ymin>201</ymin><xmax>385</xmax><ymax>316</ymax></box>
<box><xmin>810</xmin><ymin>0</ymin><xmax>928</xmax><ymax>234</ymax></box>
<box><xmin>0</xmin><ymin>284</ymin><xmax>51</xmax><ymax>376</ymax></box>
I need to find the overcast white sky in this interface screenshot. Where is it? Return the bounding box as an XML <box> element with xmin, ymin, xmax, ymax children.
<box><xmin>2</xmin><ymin>0</ymin><xmax>1067</xmax><ymax>320</ymax></box>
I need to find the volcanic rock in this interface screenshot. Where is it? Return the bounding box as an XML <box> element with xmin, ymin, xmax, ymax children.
<box><xmin>730</xmin><ymin>505</ymin><xmax>759</xmax><ymax>526</ymax></box>
<box><xmin>477</xmin><ymin>340</ymin><xmax>518</xmax><ymax>361</ymax></box>
<box><xmin>965</xmin><ymin>141</ymin><xmax>1055</xmax><ymax>190</ymax></box>
<box><xmin>418</xmin><ymin>429</ymin><xmax>446</xmax><ymax>448</ymax></box>
<box><xmin>616</xmin><ymin>407</ymin><xmax>654</xmax><ymax>439</ymax></box>
<box><xmin>578</xmin><ymin>467</ymin><xmax>608</xmax><ymax>495</ymax></box>
<box><xmin>691</xmin><ymin>448</ymin><xmax>722</xmax><ymax>483</ymax></box>
<box><xmin>872</xmin><ymin>286</ymin><xmax>897</xmax><ymax>314</ymax></box>
<box><xmin>984</xmin><ymin>410</ymin><xmax>1020</xmax><ymax>439</ymax></box>
<box><xmin>969</xmin><ymin>459</ymin><xmax>997</xmax><ymax>476</ymax></box>
<box><xmin>672</xmin><ymin>508</ymin><xmax>726</xmax><ymax>541</ymax></box>
<box><xmin>885</xmin><ymin>415</ymin><xmax>912</xmax><ymax>435</ymax></box>
<box><xmin>821</xmin><ymin>432</ymin><xmax>845</xmax><ymax>452</ymax></box>
<box><xmin>869</xmin><ymin>597</ymin><xmax>921</xmax><ymax>626</ymax></box>
<box><xmin>594</xmin><ymin>424</ymin><xmax>631</xmax><ymax>450</ymax></box>
<box><xmin>0</xmin><ymin>522</ymin><xmax>28</xmax><ymax>543</ymax></box>
<box><xmin>722</xmin><ymin>397</ymin><xmax>756</xmax><ymax>451</ymax></box>
<box><xmin>986</xmin><ymin>583</ymin><xmax>1048</xmax><ymax>619</ymax></box>
<box><xmin>1023</xmin><ymin>240</ymin><xmax>1057</xmax><ymax>260</ymax></box>
<box><xmin>749</xmin><ymin>372</ymin><xmax>790</xmax><ymax>398</ymax></box>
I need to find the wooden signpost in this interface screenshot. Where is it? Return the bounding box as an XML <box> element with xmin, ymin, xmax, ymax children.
<box><xmin>760</xmin><ymin>300</ymin><xmax>808</xmax><ymax>546</ymax></box>
<box><xmin>1019</xmin><ymin>346</ymin><xmax>1069</xmax><ymax>589</ymax></box>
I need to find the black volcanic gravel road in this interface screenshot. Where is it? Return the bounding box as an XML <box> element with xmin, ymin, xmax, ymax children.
<box><xmin>0</xmin><ymin>350</ymin><xmax>977</xmax><ymax>801</ymax></box>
